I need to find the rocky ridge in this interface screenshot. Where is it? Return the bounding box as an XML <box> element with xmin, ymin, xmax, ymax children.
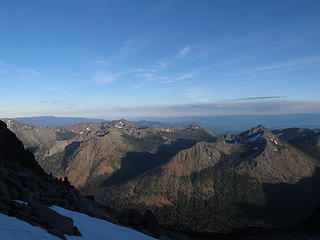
<box><xmin>84</xmin><ymin>124</ymin><xmax>320</xmax><ymax>234</ymax></box>
<box><xmin>0</xmin><ymin>120</ymin><xmax>167</xmax><ymax>239</ymax></box>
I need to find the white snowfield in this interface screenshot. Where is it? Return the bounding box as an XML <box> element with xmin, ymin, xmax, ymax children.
<box><xmin>0</xmin><ymin>203</ymin><xmax>155</xmax><ymax>240</ymax></box>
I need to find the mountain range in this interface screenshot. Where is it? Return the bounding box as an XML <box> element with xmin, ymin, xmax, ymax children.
<box><xmin>3</xmin><ymin>118</ymin><xmax>320</xmax><ymax>237</ymax></box>
<box><xmin>6</xmin><ymin>113</ymin><xmax>320</xmax><ymax>134</ymax></box>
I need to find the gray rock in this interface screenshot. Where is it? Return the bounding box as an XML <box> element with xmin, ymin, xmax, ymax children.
<box><xmin>30</xmin><ymin>202</ymin><xmax>80</xmax><ymax>236</ymax></box>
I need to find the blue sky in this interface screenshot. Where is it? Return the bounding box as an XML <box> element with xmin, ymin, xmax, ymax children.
<box><xmin>0</xmin><ymin>0</ymin><xmax>320</xmax><ymax>118</ymax></box>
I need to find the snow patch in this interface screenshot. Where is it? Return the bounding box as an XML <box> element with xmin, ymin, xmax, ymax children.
<box><xmin>225</xmin><ymin>133</ymin><xmax>261</xmax><ymax>145</ymax></box>
<box><xmin>0</xmin><ymin>205</ymin><xmax>156</xmax><ymax>240</ymax></box>
<box><xmin>244</xmin><ymin>133</ymin><xmax>261</xmax><ymax>143</ymax></box>
<box><xmin>51</xmin><ymin>206</ymin><xmax>156</xmax><ymax>240</ymax></box>
<box><xmin>270</xmin><ymin>138</ymin><xmax>278</xmax><ymax>145</ymax></box>
<box><xmin>0</xmin><ymin>213</ymin><xmax>61</xmax><ymax>240</ymax></box>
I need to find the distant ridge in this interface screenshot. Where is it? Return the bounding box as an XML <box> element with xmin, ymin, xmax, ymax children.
<box><xmin>130</xmin><ymin>113</ymin><xmax>320</xmax><ymax>134</ymax></box>
<box><xmin>10</xmin><ymin>116</ymin><xmax>107</xmax><ymax>127</ymax></box>
<box><xmin>5</xmin><ymin>113</ymin><xmax>320</xmax><ymax>134</ymax></box>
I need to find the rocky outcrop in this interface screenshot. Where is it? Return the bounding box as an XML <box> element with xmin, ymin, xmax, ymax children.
<box><xmin>0</xmin><ymin>121</ymin><xmax>111</xmax><ymax>239</ymax></box>
<box><xmin>0</xmin><ymin>120</ymin><xmax>166</xmax><ymax>239</ymax></box>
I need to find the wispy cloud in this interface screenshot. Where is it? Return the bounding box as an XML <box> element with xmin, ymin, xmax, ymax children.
<box><xmin>165</xmin><ymin>73</ymin><xmax>193</xmax><ymax>83</ymax></box>
<box><xmin>131</xmin><ymin>58</ymin><xmax>170</xmax><ymax>87</ymax></box>
<box><xmin>94</xmin><ymin>37</ymin><xmax>148</xmax><ymax>66</ymax></box>
<box><xmin>0</xmin><ymin>59</ymin><xmax>40</xmax><ymax>80</ymax></box>
<box><xmin>184</xmin><ymin>87</ymin><xmax>210</xmax><ymax>100</ymax></box>
<box><xmin>26</xmin><ymin>69</ymin><xmax>40</xmax><ymax>76</ymax></box>
<box><xmin>52</xmin><ymin>100</ymin><xmax>64</xmax><ymax>104</ymax></box>
<box><xmin>118</xmin><ymin>39</ymin><xmax>142</xmax><ymax>57</ymax></box>
<box><xmin>151</xmin><ymin>0</ymin><xmax>175</xmax><ymax>17</ymax></box>
<box><xmin>177</xmin><ymin>45</ymin><xmax>191</xmax><ymax>58</ymax></box>
<box><xmin>131</xmin><ymin>45</ymin><xmax>196</xmax><ymax>87</ymax></box>
<box><xmin>92</xmin><ymin>71</ymin><xmax>124</xmax><ymax>83</ymax></box>
<box><xmin>231</xmin><ymin>96</ymin><xmax>286</xmax><ymax>101</ymax></box>
<box><xmin>176</xmin><ymin>73</ymin><xmax>193</xmax><ymax>81</ymax></box>
<box><xmin>226</xmin><ymin>56</ymin><xmax>320</xmax><ymax>78</ymax></box>
<box><xmin>49</xmin><ymin>87</ymin><xmax>63</xmax><ymax>91</ymax></box>
<box><xmin>39</xmin><ymin>100</ymin><xmax>64</xmax><ymax>104</ymax></box>
<box><xmin>131</xmin><ymin>68</ymin><xmax>145</xmax><ymax>73</ymax></box>
<box><xmin>91</xmin><ymin>59</ymin><xmax>109</xmax><ymax>65</ymax></box>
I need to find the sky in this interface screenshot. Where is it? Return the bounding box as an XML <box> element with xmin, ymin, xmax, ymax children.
<box><xmin>0</xmin><ymin>0</ymin><xmax>320</xmax><ymax>119</ymax></box>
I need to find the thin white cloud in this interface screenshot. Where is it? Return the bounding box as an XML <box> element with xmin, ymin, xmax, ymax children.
<box><xmin>158</xmin><ymin>58</ymin><xmax>168</xmax><ymax>69</ymax></box>
<box><xmin>151</xmin><ymin>0</ymin><xmax>174</xmax><ymax>17</ymax></box>
<box><xmin>93</xmin><ymin>71</ymin><xmax>123</xmax><ymax>83</ymax></box>
<box><xmin>131</xmin><ymin>68</ymin><xmax>145</xmax><ymax>73</ymax></box>
<box><xmin>231</xmin><ymin>96</ymin><xmax>286</xmax><ymax>101</ymax></box>
<box><xmin>184</xmin><ymin>87</ymin><xmax>210</xmax><ymax>100</ymax></box>
<box><xmin>0</xmin><ymin>59</ymin><xmax>40</xmax><ymax>80</ymax></box>
<box><xmin>176</xmin><ymin>73</ymin><xmax>193</xmax><ymax>81</ymax></box>
<box><xmin>178</xmin><ymin>45</ymin><xmax>191</xmax><ymax>58</ymax></box>
<box><xmin>92</xmin><ymin>59</ymin><xmax>109</xmax><ymax>65</ymax></box>
<box><xmin>119</xmin><ymin>39</ymin><xmax>142</xmax><ymax>57</ymax></box>
<box><xmin>227</xmin><ymin>56</ymin><xmax>320</xmax><ymax>77</ymax></box>
<box><xmin>27</xmin><ymin>69</ymin><xmax>40</xmax><ymax>76</ymax></box>
<box><xmin>49</xmin><ymin>87</ymin><xmax>63</xmax><ymax>91</ymax></box>
<box><xmin>131</xmin><ymin>58</ymin><xmax>170</xmax><ymax>88</ymax></box>
<box><xmin>165</xmin><ymin>73</ymin><xmax>193</xmax><ymax>83</ymax></box>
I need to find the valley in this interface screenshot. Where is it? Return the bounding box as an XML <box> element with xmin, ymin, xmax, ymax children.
<box><xmin>3</xmin><ymin>118</ymin><xmax>320</xmax><ymax>236</ymax></box>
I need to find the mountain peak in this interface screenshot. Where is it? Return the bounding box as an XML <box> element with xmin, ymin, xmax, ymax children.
<box><xmin>248</xmin><ymin>124</ymin><xmax>267</xmax><ymax>134</ymax></box>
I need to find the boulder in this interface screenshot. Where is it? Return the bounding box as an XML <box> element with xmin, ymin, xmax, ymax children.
<box><xmin>30</xmin><ymin>202</ymin><xmax>80</xmax><ymax>236</ymax></box>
